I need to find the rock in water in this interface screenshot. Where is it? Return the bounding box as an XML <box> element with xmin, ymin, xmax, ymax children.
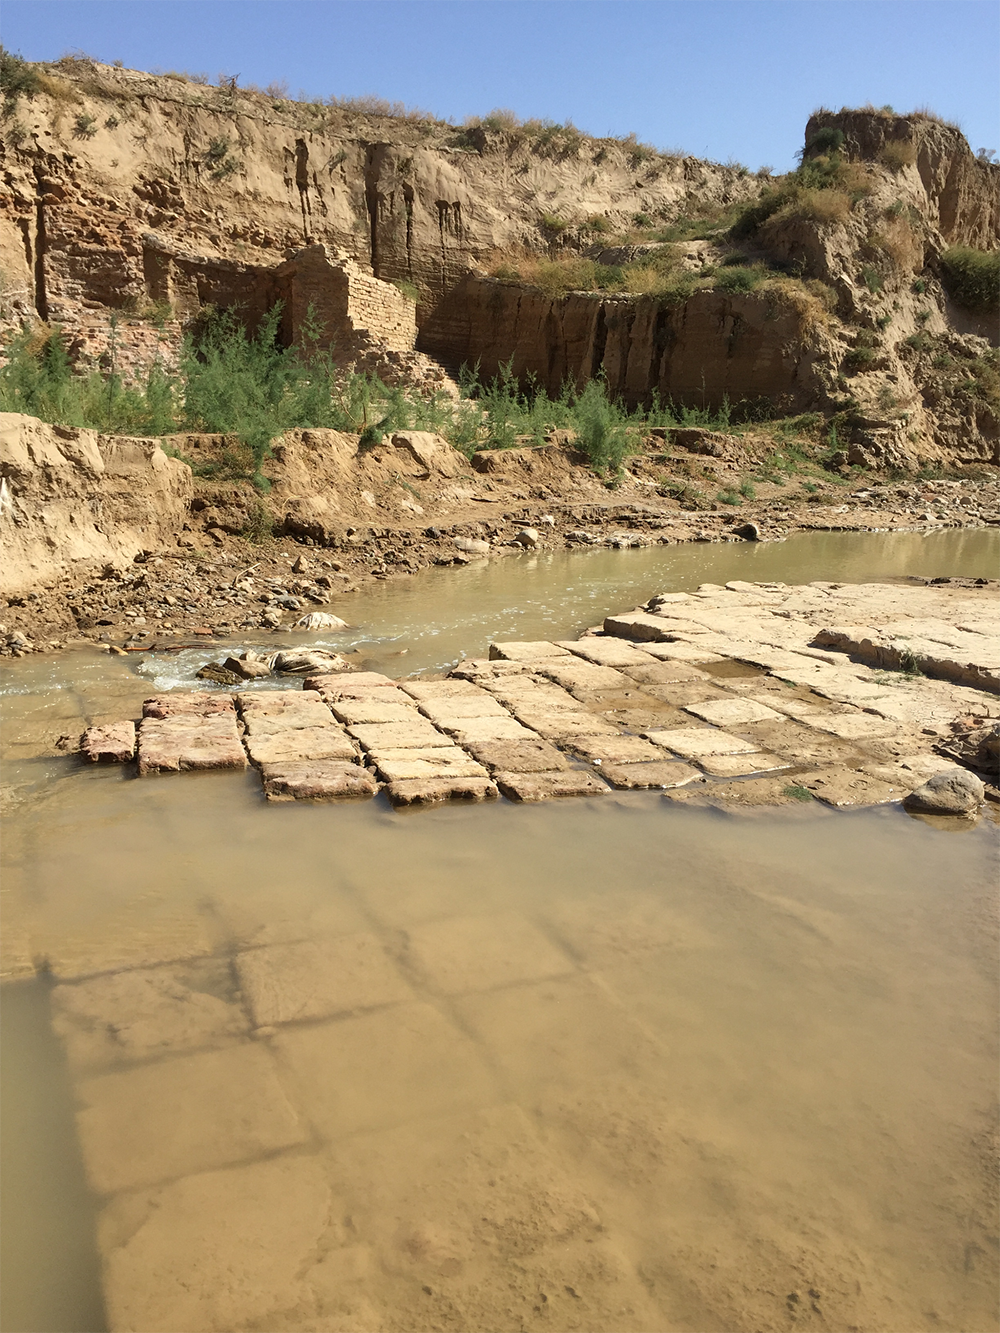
<box><xmin>514</xmin><ymin>528</ymin><xmax>540</xmax><ymax>548</ymax></box>
<box><xmin>197</xmin><ymin>663</ymin><xmax>242</xmax><ymax>684</ymax></box>
<box><xmin>454</xmin><ymin>537</ymin><xmax>490</xmax><ymax>556</ymax></box>
<box><xmin>223</xmin><ymin>652</ymin><xmax>272</xmax><ymax>680</ymax></box>
<box><xmin>734</xmin><ymin>522</ymin><xmax>760</xmax><ymax>541</ymax></box>
<box><xmin>294</xmin><ymin>612</ymin><xmax>349</xmax><ymax>631</ymax></box>
<box><xmin>268</xmin><ymin>649</ymin><xmax>348</xmax><ymax>675</ymax></box>
<box><xmin>903</xmin><ymin>769</ymin><xmax>985</xmax><ymax>815</ymax></box>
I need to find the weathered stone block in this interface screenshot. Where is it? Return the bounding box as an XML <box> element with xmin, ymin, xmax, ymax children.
<box><xmin>404</xmin><ymin>912</ymin><xmax>574</xmax><ymax>995</ymax></box>
<box><xmin>489</xmin><ymin>641</ymin><xmax>572</xmax><ymax>661</ymax></box>
<box><xmin>494</xmin><ymin>770</ymin><xmax>611</xmax><ymax>801</ymax></box>
<box><xmin>695</xmin><ymin>752</ymin><xmax>790</xmax><ymax>777</ymax></box>
<box><xmin>346</xmin><ymin>720</ymin><xmax>449</xmax><ymax>750</ymax></box>
<box><xmin>437</xmin><ymin>715</ymin><xmax>539</xmax><ymax>743</ymax></box>
<box><xmin>567</xmin><ymin>735</ymin><xmax>665</xmax><ymax>764</ymax></box>
<box><xmin>260</xmin><ymin>760</ymin><xmax>377</xmax><ymax>801</ymax></box>
<box><xmin>369</xmin><ymin>747</ymin><xmax>488</xmax><ymax>781</ymax></box>
<box><xmin>137</xmin><ymin>714</ymin><xmax>247</xmax><ymax>775</ymax></box>
<box><xmin>644</xmin><ymin>727</ymin><xmax>758</xmax><ymax>758</ymax></box>
<box><xmin>52</xmin><ymin>959</ymin><xmax>247</xmax><ymax>1071</ymax></box>
<box><xmin>461</xmin><ymin>737</ymin><xmax>570</xmax><ymax>772</ymax></box>
<box><xmin>511</xmin><ymin>710</ymin><xmax>620</xmax><ymax>740</ymax></box>
<box><xmin>386</xmin><ymin>775</ymin><xmax>498</xmax><ymax>805</ymax></box>
<box><xmin>80</xmin><ymin>720</ymin><xmax>136</xmax><ymax>763</ymax></box>
<box><xmin>76</xmin><ymin>1044</ymin><xmax>306</xmax><ymax>1193</ymax></box>
<box><xmin>236</xmin><ymin>933</ymin><xmax>413</xmax><ymax>1026</ymax></box>
<box><xmin>245</xmin><ymin>728</ymin><xmax>357</xmax><ymax>765</ymax></box>
<box><xmin>329</xmin><ymin>699</ymin><xmax>418</xmax><ymax>725</ymax></box>
<box><xmin>272</xmin><ymin>1002</ymin><xmax>496</xmax><ymax>1138</ymax></box>
<box><xmin>599</xmin><ymin>761</ymin><xmax>704</xmax><ymax>789</ymax></box>
<box><xmin>684</xmin><ymin>697</ymin><xmax>787</xmax><ymax>726</ymax></box>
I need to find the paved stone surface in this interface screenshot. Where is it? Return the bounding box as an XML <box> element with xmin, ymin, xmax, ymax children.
<box><xmin>80</xmin><ymin>721</ymin><xmax>136</xmax><ymax>763</ymax></box>
<box><xmin>645</xmin><ymin>727</ymin><xmax>759</xmax><ymax>758</ymax></box>
<box><xmin>557</xmin><ymin>638</ymin><xmax>657</xmax><ymax>668</ymax></box>
<box><xmin>620</xmin><ymin>660</ymin><xmax>713</xmax><ymax>685</ymax></box>
<box><xmin>801</xmin><ymin>767</ymin><xmax>903</xmax><ymax>807</ymax></box>
<box><xmin>684</xmin><ymin>697</ymin><xmax>787</xmax><ymax>726</ymax></box>
<box><xmin>260</xmin><ymin>760</ymin><xmax>377</xmax><ymax>801</ymax></box>
<box><xmin>483</xmin><ymin>679</ymin><xmax>582</xmax><ymax>711</ymax></box>
<box><xmin>76</xmin><ymin>1044</ymin><xmax>306</xmax><ymax>1193</ymax></box>
<box><xmin>245</xmin><ymin>727</ymin><xmax>358</xmax><ymax>765</ymax></box>
<box><xmin>346</xmin><ymin>720</ymin><xmax>451</xmax><ymax>750</ymax></box>
<box><xmin>511</xmin><ymin>709</ymin><xmax>621</xmax><ymax>740</ymax></box>
<box><xmin>386</xmin><ymin>775</ymin><xmax>499</xmax><ymax>805</ymax></box>
<box><xmin>137</xmin><ymin>713</ymin><xmax>247</xmax><ymax>775</ymax></box>
<box><xmin>52</xmin><ymin>959</ymin><xmax>248</xmax><ymax>1071</ymax></box>
<box><xmin>567</xmin><ymin>734</ymin><xmax>667</xmax><ymax>764</ymax></box>
<box><xmin>598</xmin><ymin>760</ymin><xmax>705</xmax><ymax>789</ymax></box>
<box><xmin>328</xmin><ymin>699</ymin><xmax>418</xmax><ymax>725</ymax></box>
<box><xmin>803</xmin><ymin>712</ymin><xmax>903</xmax><ymax>740</ymax></box>
<box><xmin>399</xmin><ymin>679</ymin><xmax>487</xmax><ymax>700</ymax></box>
<box><xmin>437</xmin><ymin>715</ymin><xmax>539</xmax><ymax>743</ymax></box>
<box><xmin>695</xmin><ymin>752</ymin><xmax>791</xmax><ymax>777</ymax></box>
<box><xmin>536</xmin><ymin>660</ymin><xmax>629</xmax><ymax>693</ymax></box>
<box><xmin>367</xmin><ymin>746</ymin><xmax>488</xmax><ymax>781</ymax></box>
<box><xmin>273</xmin><ymin>1002</ymin><xmax>497</xmax><ymax>1138</ymax></box>
<box><xmin>462</xmin><ymin>737</ymin><xmax>570</xmax><ymax>772</ymax></box>
<box><xmin>490</xmin><ymin>641</ymin><xmax>572</xmax><ymax>661</ymax></box>
<box><xmin>403</xmin><ymin>912</ymin><xmax>575</xmax><ymax>995</ymax></box>
<box><xmin>236</xmin><ymin>933</ymin><xmax>413</xmax><ymax>1026</ymax></box>
<box><xmin>100</xmin><ymin>1154</ymin><xmax>347</xmax><ymax>1333</ymax></box>
<box><xmin>494</xmin><ymin>770</ymin><xmax>611</xmax><ymax>801</ymax></box>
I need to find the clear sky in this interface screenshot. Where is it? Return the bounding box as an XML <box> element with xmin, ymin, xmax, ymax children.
<box><xmin>3</xmin><ymin>0</ymin><xmax>997</xmax><ymax>171</ymax></box>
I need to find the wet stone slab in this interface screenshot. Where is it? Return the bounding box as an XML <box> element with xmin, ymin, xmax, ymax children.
<box><xmin>80</xmin><ymin>721</ymin><xmax>136</xmax><ymax>763</ymax></box>
<box><xmin>137</xmin><ymin>712</ymin><xmax>247</xmax><ymax>776</ymax></box>
<box><xmin>260</xmin><ymin>760</ymin><xmax>377</xmax><ymax>801</ymax></box>
<box><xmin>386</xmin><ymin>774</ymin><xmax>499</xmax><ymax>805</ymax></box>
<box><xmin>494</xmin><ymin>770</ymin><xmax>611</xmax><ymax>802</ymax></box>
<box><xmin>598</xmin><ymin>760</ymin><xmax>705</xmax><ymax>790</ymax></box>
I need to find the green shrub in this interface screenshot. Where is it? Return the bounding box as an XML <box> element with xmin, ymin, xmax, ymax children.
<box><xmin>73</xmin><ymin>112</ymin><xmax>97</xmax><ymax>139</ymax></box>
<box><xmin>572</xmin><ymin>378</ymin><xmax>639</xmax><ymax>473</ymax></box>
<box><xmin>805</xmin><ymin>126</ymin><xmax>845</xmax><ymax>156</ymax></box>
<box><xmin>715</xmin><ymin>265</ymin><xmax>765</xmax><ymax>293</ymax></box>
<box><xmin>717</xmin><ymin>488</ymin><xmax>741</xmax><ymax>505</ymax></box>
<box><xmin>0</xmin><ymin>47</ymin><xmax>39</xmax><ymax>115</ymax></box>
<box><xmin>391</xmin><ymin>280</ymin><xmax>421</xmax><ymax>304</ymax></box>
<box><xmin>939</xmin><ymin>247</ymin><xmax>1000</xmax><ymax>313</ymax></box>
<box><xmin>860</xmin><ymin>265</ymin><xmax>884</xmax><ymax>293</ymax></box>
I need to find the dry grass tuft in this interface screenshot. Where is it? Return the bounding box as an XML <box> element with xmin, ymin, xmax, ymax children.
<box><xmin>35</xmin><ymin>71</ymin><xmax>78</xmax><ymax>102</ymax></box>
<box><xmin>870</xmin><ymin>218</ymin><xmax>923</xmax><ymax>272</ymax></box>
<box><xmin>880</xmin><ymin>140</ymin><xmax>917</xmax><ymax>172</ymax></box>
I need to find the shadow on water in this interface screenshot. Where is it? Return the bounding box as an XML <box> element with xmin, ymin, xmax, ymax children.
<box><xmin>0</xmin><ymin>978</ymin><xmax>107</xmax><ymax>1333</ymax></box>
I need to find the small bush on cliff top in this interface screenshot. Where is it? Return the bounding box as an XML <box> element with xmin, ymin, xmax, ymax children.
<box><xmin>939</xmin><ymin>247</ymin><xmax>1000</xmax><ymax>314</ymax></box>
<box><xmin>1</xmin><ymin>48</ymin><xmax>39</xmax><ymax>115</ymax></box>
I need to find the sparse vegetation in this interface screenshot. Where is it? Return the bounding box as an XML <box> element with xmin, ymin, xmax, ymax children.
<box><xmin>939</xmin><ymin>247</ymin><xmax>1000</xmax><ymax>314</ymax></box>
<box><xmin>0</xmin><ymin>46</ymin><xmax>39</xmax><ymax>115</ymax></box>
<box><xmin>72</xmin><ymin>111</ymin><xmax>98</xmax><ymax>138</ymax></box>
<box><xmin>879</xmin><ymin>140</ymin><xmax>917</xmax><ymax>172</ymax></box>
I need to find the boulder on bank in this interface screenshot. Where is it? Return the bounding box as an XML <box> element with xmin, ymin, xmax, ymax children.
<box><xmin>903</xmin><ymin>769</ymin><xmax>985</xmax><ymax>815</ymax></box>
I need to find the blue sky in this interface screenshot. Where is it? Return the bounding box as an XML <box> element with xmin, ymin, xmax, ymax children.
<box><xmin>4</xmin><ymin>1</ymin><xmax>997</xmax><ymax>171</ymax></box>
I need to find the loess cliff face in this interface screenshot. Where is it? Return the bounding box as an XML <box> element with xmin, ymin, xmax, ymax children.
<box><xmin>0</xmin><ymin>58</ymin><xmax>760</xmax><ymax>343</ymax></box>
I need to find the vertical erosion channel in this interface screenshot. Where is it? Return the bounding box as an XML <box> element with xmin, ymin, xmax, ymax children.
<box><xmin>364</xmin><ymin>145</ymin><xmax>381</xmax><ymax>277</ymax></box>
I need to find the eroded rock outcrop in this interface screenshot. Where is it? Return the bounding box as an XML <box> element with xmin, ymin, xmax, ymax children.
<box><xmin>0</xmin><ymin>412</ymin><xmax>192</xmax><ymax>596</ymax></box>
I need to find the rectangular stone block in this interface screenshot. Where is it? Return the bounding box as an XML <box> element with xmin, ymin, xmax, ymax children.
<box><xmin>272</xmin><ymin>1002</ymin><xmax>496</xmax><ymax>1138</ymax></box>
<box><xmin>437</xmin><ymin>715</ymin><xmax>539</xmax><ymax>743</ymax></box>
<box><xmin>641</xmin><ymin>641</ymin><xmax>725</xmax><ymax>663</ymax></box>
<box><xmin>100</xmin><ymin>1156</ymin><xmax>339</xmax><ymax>1333</ymax></box>
<box><xmin>461</xmin><ymin>737</ymin><xmax>570</xmax><ymax>772</ymax></box>
<box><xmin>329</xmin><ymin>700</ymin><xmax>418</xmax><ymax>725</ymax></box>
<box><xmin>644</xmin><ymin>727</ymin><xmax>759</xmax><ymax>758</ymax></box>
<box><xmin>417</xmin><ymin>695</ymin><xmax>510</xmax><ymax>720</ymax></box>
<box><xmin>369</xmin><ymin>747</ymin><xmax>488</xmax><ymax>781</ymax></box>
<box><xmin>137</xmin><ymin>714</ymin><xmax>247</xmax><ymax>775</ymax></box>
<box><xmin>346</xmin><ymin>720</ymin><xmax>450</xmax><ymax>750</ymax></box>
<box><xmin>245</xmin><ymin>728</ymin><xmax>357</xmax><ymax>765</ymax></box>
<box><xmin>684</xmin><ymin>698</ymin><xmax>787</xmax><ymax>726</ymax></box>
<box><xmin>512</xmin><ymin>710</ymin><xmax>620</xmax><ymax>740</ymax></box>
<box><xmin>598</xmin><ymin>761</ymin><xmax>704</xmax><ymax>789</ymax></box>
<box><xmin>76</xmin><ymin>1044</ymin><xmax>306</xmax><ymax>1193</ymax></box>
<box><xmin>399</xmin><ymin>679</ymin><xmax>487</xmax><ymax>700</ymax></box>
<box><xmin>304</xmin><ymin>671</ymin><xmax>396</xmax><ymax>693</ymax></box>
<box><xmin>404</xmin><ymin>912</ymin><xmax>574</xmax><ymax>995</ymax></box>
<box><xmin>494</xmin><ymin>770</ymin><xmax>611</xmax><ymax>801</ymax></box>
<box><xmin>620</xmin><ymin>661</ymin><xmax>710</xmax><ymax>685</ymax></box>
<box><xmin>80</xmin><ymin>721</ymin><xmax>136</xmax><ymax>763</ymax></box>
<box><xmin>537</xmin><ymin>661</ymin><xmax>629</xmax><ymax>692</ymax></box>
<box><xmin>802</xmin><ymin>766</ymin><xmax>903</xmax><ymax>806</ymax></box>
<box><xmin>696</xmin><ymin>752</ymin><xmax>791</xmax><ymax>777</ymax></box>
<box><xmin>602</xmin><ymin>612</ymin><xmax>675</xmax><ymax>642</ymax></box>
<box><xmin>802</xmin><ymin>712</ymin><xmax>902</xmax><ymax>740</ymax></box>
<box><xmin>484</xmin><ymin>680</ymin><xmax>581</xmax><ymax>710</ymax></box>
<box><xmin>557</xmin><ymin>639</ymin><xmax>657</xmax><ymax>668</ymax></box>
<box><xmin>567</xmin><ymin>735</ymin><xmax>666</xmax><ymax>764</ymax></box>
<box><xmin>489</xmin><ymin>641</ymin><xmax>571</xmax><ymax>661</ymax></box>
<box><xmin>236</xmin><ymin>933</ymin><xmax>413</xmax><ymax>1026</ymax></box>
<box><xmin>51</xmin><ymin>959</ymin><xmax>248</xmax><ymax>1071</ymax></box>
<box><xmin>386</xmin><ymin>775</ymin><xmax>498</xmax><ymax>805</ymax></box>
<box><xmin>142</xmin><ymin>693</ymin><xmax>236</xmax><ymax>720</ymax></box>
<box><xmin>260</xmin><ymin>760</ymin><xmax>377</xmax><ymax>801</ymax></box>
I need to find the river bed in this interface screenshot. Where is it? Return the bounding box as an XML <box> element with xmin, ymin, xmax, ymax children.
<box><xmin>2</xmin><ymin>528</ymin><xmax>998</xmax><ymax>1333</ymax></box>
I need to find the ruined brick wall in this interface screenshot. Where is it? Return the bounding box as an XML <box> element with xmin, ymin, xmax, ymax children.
<box><xmin>272</xmin><ymin>246</ymin><xmax>415</xmax><ymax>358</ymax></box>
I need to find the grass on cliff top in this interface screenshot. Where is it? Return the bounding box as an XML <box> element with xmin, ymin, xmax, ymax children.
<box><xmin>0</xmin><ymin>305</ymin><xmax>833</xmax><ymax>485</ymax></box>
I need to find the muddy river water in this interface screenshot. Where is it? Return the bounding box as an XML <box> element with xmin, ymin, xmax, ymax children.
<box><xmin>2</xmin><ymin>529</ymin><xmax>998</xmax><ymax>1333</ymax></box>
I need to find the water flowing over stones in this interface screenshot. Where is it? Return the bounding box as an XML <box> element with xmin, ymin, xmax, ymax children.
<box><xmin>81</xmin><ymin>580</ymin><xmax>999</xmax><ymax>810</ymax></box>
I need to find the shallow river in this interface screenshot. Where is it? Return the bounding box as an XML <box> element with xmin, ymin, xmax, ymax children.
<box><xmin>2</xmin><ymin>529</ymin><xmax>998</xmax><ymax>1333</ymax></box>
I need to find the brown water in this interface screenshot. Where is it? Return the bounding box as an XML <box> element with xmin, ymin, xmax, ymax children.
<box><xmin>2</xmin><ymin>529</ymin><xmax>998</xmax><ymax>1333</ymax></box>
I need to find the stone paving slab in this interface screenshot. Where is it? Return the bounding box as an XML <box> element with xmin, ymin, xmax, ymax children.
<box><xmin>695</xmin><ymin>752</ymin><xmax>792</xmax><ymax>777</ymax></box>
<box><xmin>261</xmin><ymin>760</ymin><xmax>377</xmax><ymax>801</ymax></box>
<box><xmin>386</xmin><ymin>775</ymin><xmax>499</xmax><ymax>805</ymax></box>
<box><xmin>437</xmin><ymin>715</ymin><xmax>539</xmax><ymax>743</ymax></box>
<box><xmin>245</xmin><ymin>728</ymin><xmax>358</xmax><ymax>765</ymax></box>
<box><xmin>417</xmin><ymin>694</ymin><xmax>511</xmax><ymax>720</ymax></box>
<box><xmin>399</xmin><ymin>679</ymin><xmax>488</xmax><ymax>700</ymax></box>
<box><xmin>511</xmin><ymin>710</ymin><xmax>621</xmax><ymax>740</ymax></box>
<box><xmin>556</xmin><ymin>638</ymin><xmax>658</xmax><ymax>668</ymax></box>
<box><xmin>489</xmin><ymin>641</ymin><xmax>572</xmax><ymax>661</ymax></box>
<box><xmin>451</xmin><ymin>656</ymin><xmax>530</xmax><ymax>681</ymax></box>
<box><xmin>599</xmin><ymin>760</ymin><xmax>705</xmax><ymax>790</ymax></box>
<box><xmin>328</xmin><ymin>699</ymin><xmax>418</xmax><ymax>725</ymax></box>
<box><xmin>137</xmin><ymin>713</ymin><xmax>247</xmax><ymax>776</ymax></box>
<box><xmin>494</xmin><ymin>770</ymin><xmax>611</xmax><ymax>801</ymax></box>
<box><xmin>645</xmin><ymin>727</ymin><xmax>759</xmax><ymax>758</ymax></box>
<box><xmin>236</xmin><ymin>933</ymin><xmax>414</xmax><ymax>1027</ymax></box>
<box><xmin>482</xmin><ymin>679</ymin><xmax>582</xmax><ymax>711</ymax></box>
<box><xmin>142</xmin><ymin>692</ymin><xmax>236</xmax><ymax>719</ymax></box>
<box><xmin>535</xmin><ymin>660</ymin><xmax>630</xmax><ymax>692</ymax></box>
<box><xmin>99</xmin><ymin>1154</ymin><xmax>343</xmax><ymax>1333</ymax></box>
<box><xmin>404</xmin><ymin>912</ymin><xmax>575</xmax><ymax>996</ymax></box>
<box><xmin>801</xmin><ymin>767</ymin><xmax>902</xmax><ymax>807</ymax></box>
<box><xmin>273</xmin><ymin>1001</ymin><xmax>497</xmax><ymax>1139</ymax></box>
<box><xmin>684</xmin><ymin>697</ymin><xmax>788</xmax><ymax>726</ymax></box>
<box><xmin>462</xmin><ymin>737</ymin><xmax>570</xmax><ymax>772</ymax></box>
<box><xmin>368</xmin><ymin>747</ymin><xmax>489</xmax><ymax>781</ymax></box>
<box><xmin>52</xmin><ymin>959</ymin><xmax>248</xmax><ymax>1071</ymax></box>
<box><xmin>80</xmin><ymin>721</ymin><xmax>136</xmax><ymax>763</ymax></box>
<box><xmin>346</xmin><ymin>720</ymin><xmax>451</xmax><ymax>750</ymax></box>
<box><xmin>567</xmin><ymin>735</ymin><xmax>667</xmax><ymax>764</ymax></box>
<box><xmin>620</xmin><ymin>661</ymin><xmax>712</xmax><ymax>685</ymax></box>
<box><xmin>641</xmin><ymin>641</ymin><xmax>726</xmax><ymax>663</ymax></box>
<box><xmin>803</xmin><ymin>712</ymin><xmax>903</xmax><ymax>740</ymax></box>
<box><xmin>76</xmin><ymin>1044</ymin><xmax>306</xmax><ymax>1194</ymax></box>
